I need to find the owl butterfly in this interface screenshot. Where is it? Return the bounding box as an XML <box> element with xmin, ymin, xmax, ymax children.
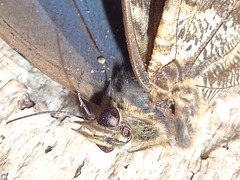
<box><xmin>118</xmin><ymin>0</ymin><xmax>240</xmax><ymax>152</ymax></box>
<box><xmin>79</xmin><ymin>0</ymin><xmax>240</xmax><ymax>152</ymax></box>
<box><xmin>7</xmin><ymin>0</ymin><xmax>240</xmax><ymax>153</ymax></box>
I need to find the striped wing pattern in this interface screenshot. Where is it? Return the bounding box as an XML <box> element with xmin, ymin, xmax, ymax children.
<box><xmin>123</xmin><ymin>0</ymin><xmax>240</xmax><ymax>149</ymax></box>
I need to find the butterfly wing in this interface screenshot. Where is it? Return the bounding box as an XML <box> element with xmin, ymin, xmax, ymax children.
<box><xmin>0</xmin><ymin>0</ymin><xmax>126</xmax><ymax>102</ymax></box>
<box><xmin>123</xmin><ymin>0</ymin><xmax>240</xmax><ymax>98</ymax></box>
<box><xmin>149</xmin><ymin>0</ymin><xmax>240</xmax><ymax>93</ymax></box>
<box><xmin>122</xmin><ymin>0</ymin><xmax>240</xmax><ymax>149</ymax></box>
<box><xmin>122</xmin><ymin>0</ymin><xmax>166</xmax><ymax>89</ymax></box>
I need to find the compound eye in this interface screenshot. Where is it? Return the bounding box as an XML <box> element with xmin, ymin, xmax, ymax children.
<box><xmin>120</xmin><ymin>124</ymin><xmax>132</xmax><ymax>141</ymax></box>
<box><xmin>97</xmin><ymin>108</ymin><xmax>120</xmax><ymax>128</ymax></box>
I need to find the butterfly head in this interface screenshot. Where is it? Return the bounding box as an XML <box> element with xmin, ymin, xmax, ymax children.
<box><xmin>73</xmin><ymin>101</ymin><xmax>172</xmax><ymax>153</ymax></box>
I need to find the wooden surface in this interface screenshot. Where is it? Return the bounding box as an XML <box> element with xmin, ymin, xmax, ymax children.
<box><xmin>1</xmin><ymin>38</ymin><xmax>240</xmax><ymax>180</ymax></box>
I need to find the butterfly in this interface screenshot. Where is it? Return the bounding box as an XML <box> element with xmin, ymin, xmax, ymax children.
<box><xmin>4</xmin><ymin>0</ymin><xmax>240</xmax><ymax>153</ymax></box>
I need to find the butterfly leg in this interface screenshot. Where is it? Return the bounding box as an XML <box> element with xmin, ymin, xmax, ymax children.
<box><xmin>77</xmin><ymin>72</ymin><xmax>95</xmax><ymax>120</ymax></box>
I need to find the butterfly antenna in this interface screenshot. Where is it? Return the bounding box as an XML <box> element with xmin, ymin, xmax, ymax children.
<box><xmin>7</xmin><ymin>73</ymin><xmax>95</xmax><ymax>124</ymax></box>
<box><xmin>6</xmin><ymin>111</ymin><xmax>85</xmax><ymax>124</ymax></box>
<box><xmin>77</xmin><ymin>72</ymin><xmax>95</xmax><ymax>119</ymax></box>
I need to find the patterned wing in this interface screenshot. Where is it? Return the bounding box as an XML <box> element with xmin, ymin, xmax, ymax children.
<box><xmin>122</xmin><ymin>0</ymin><xmax>240</xmax><ymax>149</ymax></box>
<box><xmin>196</xmin><ymin>37</ymin><xmax>240</xmax><ymax>104</ymax></box>
<box><xmin>191</xmin><ymin>1</ymin><xmax>240</xmax><ymax>104</ymax></box>
<box><xmin>148</xmin><ymin>0</ymin><xmax>240</xmax><ymax>94</ymax></box>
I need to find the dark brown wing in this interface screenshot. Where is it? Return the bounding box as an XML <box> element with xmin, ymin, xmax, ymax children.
<box><xmin>0</xmin><ymin>1</ymin><xmax>126</xmax><ymax>102</ymax></box>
